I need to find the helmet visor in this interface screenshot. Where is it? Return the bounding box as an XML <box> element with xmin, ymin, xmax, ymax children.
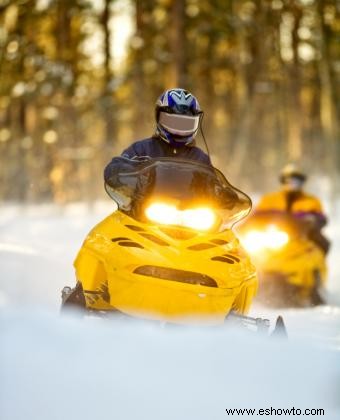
<box><xmin>158</xmin><ymin>111</ymin><xmax>200</xmax><ymax>137</ymax></box>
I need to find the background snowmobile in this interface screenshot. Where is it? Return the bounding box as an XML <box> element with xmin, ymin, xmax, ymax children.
<box><xmin>238</xmin><ymin>213</ymin><xmax>327</xmax><ymax>307</ymax></box>
<box><xmin>62</xmin><ymin>158</ymin><xmax>286</xmax><ymax>335</ymax></box>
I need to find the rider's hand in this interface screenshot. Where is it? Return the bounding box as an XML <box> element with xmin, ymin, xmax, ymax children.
<box><xmin>300</xmin><ymin>214</ymin><xmax>319</xmax><ymax>233</ymax></box>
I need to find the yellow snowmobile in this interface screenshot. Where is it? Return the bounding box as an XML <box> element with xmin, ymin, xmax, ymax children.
<box><xmin>238</xmin><ymin>213</ymin><xmax>327</xmax><ymax>307</ymax></box>
<box><xmin>61</xmin><ymin>158</ymin><xmax>285</xmax><ymax>333</ymax></box>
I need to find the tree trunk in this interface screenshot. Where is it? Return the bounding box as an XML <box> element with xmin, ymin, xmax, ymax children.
<box><xmin>317</xmin><ymin>0</ymin><xmax>339</xmax><ymax>206</ymax></box>
<box><xmin>102</xmin><ymin>0</ymin><xmax>116</xmax><ymax>145</ymax></box>
<box><xmin>132</xmin><ymin>0</ymin><xmax>147</xmax><ymax>135</ymax></box>
<box><xmin>168</xmin><ymin>0</ymin><xmax>187</xmax><ymax>88</ymax></box>
<box><xmin>286</xmin><ymin>3</ymin><xmax>303</xmax><ymax>161</ymax></box>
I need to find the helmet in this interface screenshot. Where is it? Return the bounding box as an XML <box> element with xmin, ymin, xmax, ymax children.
<box><xmin>279</xmin><ymin>163</ymin><xmax>307</xmax><ymax>184</ymax></box>
<box><xmin>155</xmin><ymin>88</ymin><xmax>202</xmax><ymax>147</ymax></box>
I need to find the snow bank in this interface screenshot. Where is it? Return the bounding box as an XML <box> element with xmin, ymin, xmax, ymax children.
<box><xmin>1</xmin><ymin>310</ymin><xmax>339</xmax><ymax>420</ymax></box>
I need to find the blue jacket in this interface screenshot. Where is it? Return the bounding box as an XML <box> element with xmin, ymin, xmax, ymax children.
<box><xmin>104</xmin><ymin>136</ymin><xmax>211</xmax><ymax>183</ymax></box>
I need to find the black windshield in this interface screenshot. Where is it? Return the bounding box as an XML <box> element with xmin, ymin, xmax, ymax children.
<box><xmin>105</xmin><ymin>158</ymin><xmax>252</xmax><ymax>229</ymax></box>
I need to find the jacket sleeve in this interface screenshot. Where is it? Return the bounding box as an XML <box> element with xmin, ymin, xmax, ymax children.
<box><xmin>104</xmin><ymin>141</ymin><xmax>144</xmax><ymax>184</ymax></box>
<box><xmin>104</xmin><ymin>157</ymin><xmax>138</xmax><ymax>185</ymax></box>
<box><xmin>121</xmin><ymin>143</ymin><xmax>139</xmax><ymax>159</ymax></box>
<box><xmin>121</xmin><ymin>139</ymin><xmax>153</xmax><ymax>159</ymax></box>
<box><xmin>254</xmin><ymin>194</ymin><xmax>277</xmax><ymax>212</ymax></box>
<box><xmin>300</xmin><ymin>198</ymin><xmax>327</xmax><ymax>228</ymax></box>
<box><xmin>201</xmin><ymin>152</ymin><xmax>211</xmax><ymax>166</ymax></box>
<box><xmin>194</xmin><ymin>148</ymin><xmax>211</xmax><ymax>165</ymax></box>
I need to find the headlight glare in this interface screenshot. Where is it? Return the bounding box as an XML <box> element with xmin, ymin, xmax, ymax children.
<box><xmin>242</xmin><ymin>225</ymin><xmax>289</xmax><ymax>253</ymax></box>
<box><xmin>145</xmin><ymin>203</ymin><xmax>216</xmax><ymax>231</ymax></box>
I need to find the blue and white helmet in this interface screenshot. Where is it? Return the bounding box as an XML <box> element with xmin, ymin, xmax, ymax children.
<box><xmin>155</xmin><ymin>88</ymin><xmax>202</xmax><ymax>147</ymax></box>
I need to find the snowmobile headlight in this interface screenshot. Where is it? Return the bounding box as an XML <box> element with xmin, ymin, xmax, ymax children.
<box><xmin>181</xmin><ymin>208</ymin><xmax>216</xmax><ymax>231</ymax></box>
<box><xmin>145</xmin><ymin>203</ymin><xmax>216</xmax><ymax>231</ymax></box>
<box><xmin>242</xmin><ymin>230</ymin><xmax>267</xmax><ymax>253</ymax></box>
<box><xmin>145</xmin><ymin>203</ymin><xmax>178</xmax><ymax>226</ymax></box>
<box><xmin>265</xmin><ymin>225</ymin><xmax>289</xmax><ymax>250</ymax></box>
<box><xmin>242</xmin><ymin>225</ymin><xmax>289</xmax><ymax>253</ymax></box>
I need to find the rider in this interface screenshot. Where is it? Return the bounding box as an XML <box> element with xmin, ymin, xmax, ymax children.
<box><xmin>104</xmin><ymin>88</ymin><xmax>211</xmax><ymax>184</ymax></box>
<box><xmin>254</xmin><ymin>164</ymin><xmax>330</xmax><ymax>254</ymax></box>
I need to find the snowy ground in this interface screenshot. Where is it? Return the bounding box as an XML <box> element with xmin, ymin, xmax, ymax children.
<box><xmin>0</xmin><ymin>201</ymin><xmax>339</xmax><ymax>419</ymax></box>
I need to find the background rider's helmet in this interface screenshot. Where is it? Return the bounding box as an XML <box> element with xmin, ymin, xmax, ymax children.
<box><xmin>155</xmin><ymin>88</ymin><xmax>202</xmax><ymax>148</ymax></box>
<box><xmin>279</xmin><ymin>163</ymin><xmax>307</xmax><ymax>191</ymax></box>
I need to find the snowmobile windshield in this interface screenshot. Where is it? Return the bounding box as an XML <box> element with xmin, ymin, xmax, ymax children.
<box><xmin>105</xmin><ymin>157</ymin><xmax>252</xmax><ymax>230</ymax></box>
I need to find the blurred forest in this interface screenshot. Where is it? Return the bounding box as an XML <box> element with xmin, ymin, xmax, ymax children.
<box><xmin>0</xmin><ymin>0</ymin><xmax>339</xmax><ymax>204</ymax></box>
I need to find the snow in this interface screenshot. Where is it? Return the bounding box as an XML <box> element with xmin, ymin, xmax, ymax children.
<box><xmin>0</xmin><ymin>201</ymin><xmax>340</xmax><ymax>419</ymax></box>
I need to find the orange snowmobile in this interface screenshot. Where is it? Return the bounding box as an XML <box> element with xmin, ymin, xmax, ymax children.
<box><xmin>238</xmin><ymin>213</ymin><xmax>327</xmax><ymax>307</ymax></box>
